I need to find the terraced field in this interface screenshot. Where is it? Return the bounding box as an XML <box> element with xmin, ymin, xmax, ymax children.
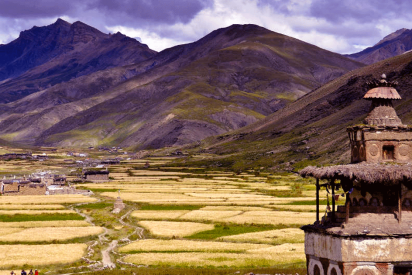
<box><xmin>0</xmin><ymin>194</ymin><xmax>101</xmax><ymax>271</ymax></box>
<box><xmin>0</xmin><ymin>152</ymin><xmax>337</xmax><ymax>274</ymax></box>
<box><xmin>76</xmin><ymin>158</ymin><xmax>332</xmax><ymax>270</ymax></box>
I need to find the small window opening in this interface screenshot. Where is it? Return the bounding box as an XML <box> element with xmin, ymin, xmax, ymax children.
<box><xmin>370</xmin><ymin>197</ymin><xmax>379</xmax><ymax>206</ymax></box>
<box><xmin>359</xmin><ymin>198</ymin><xmax>367</xmax><ymax>206</ymax></box>
<box><xmin>383</xmin><ymin>145</ymin><xmax>395</xmax><ymax>160</ymax></box>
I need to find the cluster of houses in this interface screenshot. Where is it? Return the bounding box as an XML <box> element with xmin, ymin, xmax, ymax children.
<box><xmin>0</xmin><ymin>168</ymin><xmax>110</xmax><ymax>196</ymax></box>
<box><xmin>0</xmin><ymin>153</ymin><xmax>49</xmax><ymax>161</ymax></box>
<box><xmin>0</xmin><ymin>174</ymin><xmax>67</xmax><ymax>196</ymax></box>
<box><xmin>0</xmin><ymin>148</ymin><xmax>130</xmax><ymax>196</ymax></box>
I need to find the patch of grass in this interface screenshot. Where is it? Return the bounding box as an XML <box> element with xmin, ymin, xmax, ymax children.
<box><xmin>75</xmin><ymin>202</ymin><xmax>112</xmax><ymax>209</ymax></box>
<box><xmin>140</xmin><ymin>205</ymin><xmax>204</xmax><ymax>211</ymax></box>
<box><xmin>261</xmin><ymin>189</ymin><xmax>304</xmax><ymax>198</ymax></box>
<box><xmin>186</xmin><ymin>223</ymin><xmax>280</xmax><ymax>240</ymax></box>
<box><xmin>87</xmin><ymin>188</ymin><xmax>119</xmax><ymax>193</ymax></box>
<box><xmin>0</xmin><ymin>213</ymin><xmax>84</xmax><ymax>222</ymax></box>
<box><xmin>286</xmin><ymin>199</ymin><xmax>328</xmax><ymax>205</ymax></box>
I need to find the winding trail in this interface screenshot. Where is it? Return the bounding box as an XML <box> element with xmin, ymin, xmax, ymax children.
<box><xmin>119</xmin><ymin>209</ymin><xmax>145</xmax><ymax>240</ymax></box>
<box><xmin>102</xmin><ymin>240</ymin><xmax>117</xmax><ymax>268</ymax></box>
<box><xmin>68</xmin><ymin>201</ymin><xmax>145</xmax><ymax>271</ymax></box>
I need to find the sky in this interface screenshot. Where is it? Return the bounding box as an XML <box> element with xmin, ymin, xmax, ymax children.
<box><xmin>0</xmin><ymin>0</ymin><xmax>411</xmax><ymax>54</ymax></box>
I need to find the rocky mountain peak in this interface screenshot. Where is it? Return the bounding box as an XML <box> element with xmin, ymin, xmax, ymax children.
<box><xmin>0</xmin><ymin>19</ymin><xmax>157</xmax><ymax>97</ymax></box>
<box><xmin>347</xmin><ymin>28</ymin><xmax>412</xmax><ymax>64</ymax></box>
<box><xmin>69</xmin><ymin>21</ymin><xmax>107</xmax><ymax>43</ymax></box>
<box><xmin>54</xmin><ymin>18</ymin><xmax>71</xmax><ymax>27</ymax></box>
<box><xmin>375</xmin><ymin>28</ymin><xmax>409</xmax><ymax>46</ymax></box>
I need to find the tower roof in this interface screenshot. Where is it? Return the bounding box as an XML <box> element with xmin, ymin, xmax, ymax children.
<box><xmin>363</xmin><ymin>86</ymin><xmax>401</xmax><ymax>100</ymax></box>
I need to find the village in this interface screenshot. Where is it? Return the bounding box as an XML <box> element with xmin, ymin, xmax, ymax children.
<box><xmin>0</xmin><ymin>153</ymin><xmax>112</xmax><ymax>196</ymax></box>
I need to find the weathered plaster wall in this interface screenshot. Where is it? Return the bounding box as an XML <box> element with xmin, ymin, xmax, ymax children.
<box><xmin>306</xmin><ymin>232</ymin><xmax>412</xmax><ymax>262</ymax></box>
<box><xmin>305</xmin><ymin>233</ymin><xmax>343</xmax><ymax>262</ymax></box>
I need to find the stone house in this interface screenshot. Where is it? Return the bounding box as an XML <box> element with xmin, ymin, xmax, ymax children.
<box><xmin>1</xmin><ymin>179</ymin><xmax>46</xmax><ymax>195</ymax></box>
<box><xmin>84</xmin><ymin>170</ymin><xmax>110</xmax><ymax>182</ymax></box>
<box><xmin>40</xmin><ymin>174</ymin><xmax>67</xmax><ymax>186</ymax></box>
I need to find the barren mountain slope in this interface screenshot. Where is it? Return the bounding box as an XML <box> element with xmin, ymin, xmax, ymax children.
<box><xmin>201</xmin><ymin>51</ymin><xmax>412</xmax><ymax>170</ymax></box>
<box><xmin>0</xmin><ymin>24</ymin><xmax>363</xmax><ymax>148</ymax></box>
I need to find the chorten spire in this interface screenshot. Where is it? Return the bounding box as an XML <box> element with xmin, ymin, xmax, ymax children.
<box><xmin>363</xmin><ymin>74</ymin><xmax>402</xmax><ymax>126</ymax></box>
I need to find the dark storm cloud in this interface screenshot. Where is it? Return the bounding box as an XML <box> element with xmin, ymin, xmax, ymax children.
<box><xmin>0</xmin><ymin>0</ymin><xmax>212</xmax><ymax>25</ymax></box>
<box><xmin>91</xmin><ymin>0</ymin><xmax>212</xmax><ymax>25</ymax></box>
<box><xmin>310</xmin><ymin>0</ymin><xmax>412</xmax><ymax>23</ymax></box>
<box><xmin>0</xmin><ymin>0</ymin><xmax>76</xmax><ymax>18</ymax></box>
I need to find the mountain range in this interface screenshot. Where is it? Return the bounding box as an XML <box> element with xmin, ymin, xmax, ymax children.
<box><xmin>1</xmin><ymin>19</ymin><xmax>412</xmax><ymax>169</ymax></box>
<box><xmin>0</xmin><ymin>19</ymin><xmax>363</xmax><ymax>148</ymax></box>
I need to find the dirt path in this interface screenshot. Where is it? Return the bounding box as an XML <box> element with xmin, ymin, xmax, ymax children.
<box><xmin>67</xmin><ymin>201</ymin><xmax>145</xmax><ymax>271</ymax></box>
<box><xmin>119</xmin><ymin>209</ymin><xmax>145</xmax><ymax>240</ymax></box>
<box><xmin>102</xmin><ymin>240</ymin><xmax>117</xmax><ymax>268</ymax></box>
<box><xmin>70</xmin><ymin>202</ymin><xmax>115</xmax><ymax>269</ymax></box>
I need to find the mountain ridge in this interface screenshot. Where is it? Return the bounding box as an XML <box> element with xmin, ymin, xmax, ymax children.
<box><xmin>347</xmin><ymin>28</ymin><xmax>412</xmax><ymax>64</ymax></box>
<box><xmin>0</xmin><ymin>21</ymin><xmax>364</xmax><ymax>149</ymax></box>
<box><xmin>0</xmin><ymin>18</ymin><xmax>157</xmax><ymax>103</ymax></box>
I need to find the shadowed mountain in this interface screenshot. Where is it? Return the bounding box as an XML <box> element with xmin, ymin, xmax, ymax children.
<box><xmin>0</xmin><ymin>18</ymin><xmax>156</xmax><ymax>103</ymax></box>
<box><xmin>347</xmin><ymin>28</ymin><xmax>412</xmax><ymax>64</ymax></box>
<box><xmin>200</xmin><ymin>51</ymin><xmax>412</xmax><ymax>171</ymax></box>
<box><xmin>0</xmin><ymin>23</ymin><xmax>363</xmax><ymax>148</ymax></box>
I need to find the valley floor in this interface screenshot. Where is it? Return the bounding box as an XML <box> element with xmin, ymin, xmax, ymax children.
<box><xmin>0</xmin><ymin>148</ymin><xmax>335</xmax><ymax>274</ymax></box>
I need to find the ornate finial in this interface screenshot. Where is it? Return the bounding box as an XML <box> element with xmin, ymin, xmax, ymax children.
<box><xmin>366</xmin><ymin>73</ymin><xmax>398</xmax><ymax>88</ymax></box>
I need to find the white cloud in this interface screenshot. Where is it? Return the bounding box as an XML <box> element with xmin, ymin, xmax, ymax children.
<box><xmin>103</xmin><ymin>0</ymin><xmax>359</xmax><ymax>53</ymax></box>
<box><xmin>0</xmin><ymin>17</ymin><xmax>58</xmax><ymax>44</ymax></box>
<box><xmin>106</xmin><ymin>25</ymin><xmax>190</xmax><ymax>52</ymax></box>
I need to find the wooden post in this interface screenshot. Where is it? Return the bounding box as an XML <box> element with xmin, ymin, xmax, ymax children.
<box><xmin>345</xmin><ymin>192</ymin><xmax>350</xmax><ymax>224</ymax></box>
<box><xmin>331</xmin><ymin>179</ymin><xmax>335</xmax><ymax>222</ymax></box>
<box><xmin>316</xmin><ymin>178</ymin><xmax>319</xmax><ymax>223</ymax></box>
<box><xmin>398</xmin><ymin>183</ymin><xmax>402</xmax><ymax>223</ymax></box>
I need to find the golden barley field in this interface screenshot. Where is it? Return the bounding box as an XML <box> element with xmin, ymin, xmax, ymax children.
<box><xmin>0</xmin><ymin>195</ymin><xmax>97</xmax><ymax>204</ymax></box>
<box><xmin>138</xmin><ymin>221</ymin><xmax>215</xmax><ymax>237</ymax></box>
<box><xmin>119</xmin><ymin>239</ymin><xmax>272</xmax><ymax>253</ymax></box>
<box><xmin>0</xmin><ymin>149</ymin><xmax>323</xmax><ymax>272</ymax></box>
<box><xmin>131</xmin><ymin>210</ymin><xmax>190</xmax><ymax>220</ymax></box>
<box><xmin>109</xmin><ymin>165</ymin><xmax>320</xmax><ymax>268</ymax></box>
<box><xmin>102</xmin><ymin>191</ymin><xmax>310</xmax><ymax>206</ymax></box>
<box><xmin>0</xmin><ymin>204</ymin><xmax>65</xmax><ymax>210</ymax></box>
<box><xmin>0</xmin><ymin>244</ymin><xmax>87</xmax><ymax>268</ymax></box>
<box><xmin>0</xmin><ymin>220</ymin><xmax>91</xmax><ymax>228</ymax></box>
<box><xmin>219</xmin><ymin>228</ymin><xmax>305</xmax><ymax>244</ymax></box>
<box><xmin>0</xmin><ymin>226</ymin><xmax>103</xmax><ymax>242</ymax></box>
<box><xmin>124</xmin><ymin>243</ymin><xmax>305</xmax><ymax>267</ymax></box>
<box><xmin>0</xmin><ymin>210</ymin><xmax>76</xmax><ymax>215</ymax></box>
